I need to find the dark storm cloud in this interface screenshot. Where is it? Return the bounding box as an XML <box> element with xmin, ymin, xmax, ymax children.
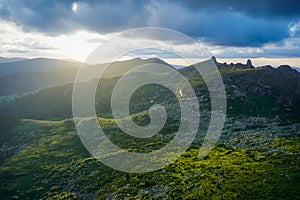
<box><xmin>171</xmin><ymin>0</ymin><xmax>300</xmax><ymax>19</ymax></box>
<box><xmin>0</xmin><ymin>0</ymin><xmax>299</xmax><ymax>47</ymax></box>
<box><xmin>0</xmin><ymin>0</ymin><xmax>148</xmax><ymax>34</ymax></box>
<box><xmin>145</xmin><ymin>2</ymin><xmax>291</xmax><ymax>47</ymax></box>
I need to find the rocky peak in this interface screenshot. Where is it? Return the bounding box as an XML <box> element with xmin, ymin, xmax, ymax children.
<box><xmin>278</xmin><ymin>65</ymin><xmax>292</xmax><ymax>70</ymax></box>
<box><xmin>277</xmin><ymin>65</ymin><xmax>300</xmax><ymax>78</ymax></box>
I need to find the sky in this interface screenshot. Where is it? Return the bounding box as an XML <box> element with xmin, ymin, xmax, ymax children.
<box><xmin>0</xmin><ymin>0</ymin><xmax>300</xmax><ymax>66</ymax></box>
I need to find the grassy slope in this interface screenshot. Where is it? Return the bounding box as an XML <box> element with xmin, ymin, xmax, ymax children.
<box><xmin>0</xmin><ymin>117</ymin><xmax>299</xmax><ymax>199</ymax></box>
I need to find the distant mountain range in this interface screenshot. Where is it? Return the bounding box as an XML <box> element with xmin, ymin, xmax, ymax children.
<box><xmin>0</xmin><ymin>58</ymin><xmax>80</xmax><ymax>75</ymax></box>
<box><xmin>0</xmin><ymin>57</ymin><xmax>174</xmax><ymax>97</ymax></box>
<box><xmin>0</xmin><ymin>57</ymin><xmax>174</xmax><ymax>75</ymax></box>
<box><xmin>0</xmin><ymin>56</ymin><xmax>26</xmax><ymax>63</ymax></box>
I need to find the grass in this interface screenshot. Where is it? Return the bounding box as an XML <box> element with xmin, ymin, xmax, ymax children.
<box><xmin>0</xmin><ymin>117</ymin><xmax>299</xmax><ymax>199</ymax></box>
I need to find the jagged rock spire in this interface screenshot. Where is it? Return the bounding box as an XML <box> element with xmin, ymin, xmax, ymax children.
<box><xmin>246</xmin><ymin>59</ymin><xmax>253</xmax><ymax>68</ymax></box>
<box><xmin>211</xmin><ymin>56</ymin><xmax>217</xmax><ymax>64</ymax></box>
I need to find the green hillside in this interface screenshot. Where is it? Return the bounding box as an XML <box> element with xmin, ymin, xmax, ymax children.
<box><xmin>0</xmin><ymin>58</ymin><xmax>299</xmax><ymax>199</ymax></box>
<box><xmin>0</xmin><ymin>116</ymin><xmax>299</xmax><ymax>199</ymax></box>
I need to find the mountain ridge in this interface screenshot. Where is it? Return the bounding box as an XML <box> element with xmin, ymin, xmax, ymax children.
<box><xmin>0</xmin><ymin>58</ymin><xmax>80</xmax><ymax>75</ymax></box>
<box><xmin>0</xmin><ymin>57</ymin><xmax>299</xmax><ymax>122</ymax></box>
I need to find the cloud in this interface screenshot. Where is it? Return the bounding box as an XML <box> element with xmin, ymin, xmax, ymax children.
<box><xmin>0</xmin><ymin>0</ymin><xmax>148</xmax><ymax>35</ymax></box>
<box><xmin>289</xmin><ymin>20</ymin><xmax>300</xmax><ymax>38</ymax></box>
<box><xmin>146</xmin><ymin>1</ymin><xmax>291</xmax><ymax>46</ymax></box>
<box><xmin>0</xmin><ymin>0</ymin><xmax>299</xmax><ymax>50</ymax></box>
<box><xmin>207</xmin><ymin>37</ymin><xmax>300</xmax><ymax>58</ymax></box>
<box><xmin>0</xmin><ymin>19</ymin><xmax>101</xmax><ymax>60</ymax></box>
<box><xmin>170</xmin><ymin>0</ymin><xmax>300</xmax><ymax>19</ymax></box>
